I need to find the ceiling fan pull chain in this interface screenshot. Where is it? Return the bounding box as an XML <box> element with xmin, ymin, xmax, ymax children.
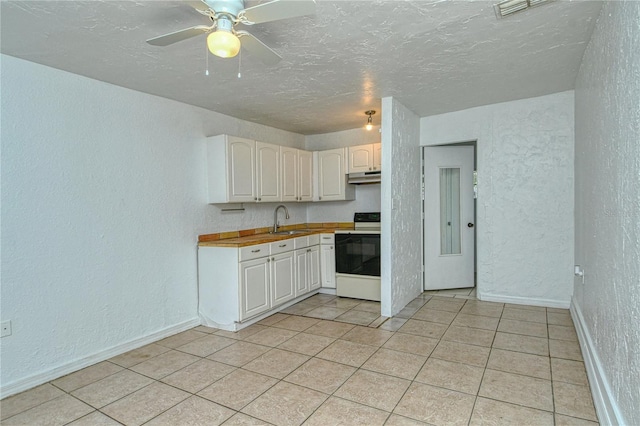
<box><xmin>205</xmin><ymin>42</ymin><xmax>210</xmax><ymax>76</ymax></box>
<box><xmin>237</xmin><ymin>48</ymin><xmax>242</xmax><ymax>79</ymax></box>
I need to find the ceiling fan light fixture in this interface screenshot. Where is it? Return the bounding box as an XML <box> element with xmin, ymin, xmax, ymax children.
<box><xmin>365</xmin><ymin>110</ymin><xmax>376</xmax><ymax>131</ymax></box>
<box><xmin>207</xmin><ymin>17</ymin><xmax>241</xmax><ymax>58</ymax></box>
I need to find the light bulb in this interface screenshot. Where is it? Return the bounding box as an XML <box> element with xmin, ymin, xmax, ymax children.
<box><xmin>207</xmin><ymin>30</ymin><xmax>241</xmax><ymax>58</ymax></box>
<box><xmin>366</xmin><ymin>123</ymin><xmax>373</xmax><ymax>131</ymax></box>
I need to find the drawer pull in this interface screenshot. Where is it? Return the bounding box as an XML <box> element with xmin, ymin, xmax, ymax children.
<box><xmin>251</xmin><ymin>249</ymin><xmax>261</xmax><ymax>253</ymax></box>
<box><xmin>279</xmin><ymin>244</ymin><xmax>287</xmax><ymax>248</ymax></box>
<box><xmin>307</xmin><ymin>249</ymin><xmax>311</xmax><ymax>252</ymax></box>
<box><xmin>323</xmin><ymin>237</ymin><xmax>331</xmax><ymax>239</ymax></box>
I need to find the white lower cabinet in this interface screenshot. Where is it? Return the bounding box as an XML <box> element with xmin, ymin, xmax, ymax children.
<box><xmin>239</xmin><ymin>257</ymin><xmax>270</xmax><ymax>320</ymax></box>
<box><xmin>270</xmin><ymin>251</ymin><xmax>295</xmax><ymax>307</ymax></box>
<box><xmin>319</xmin><ymin>233</ymin><xmax>336</xmax><ymax>288</ymax></box>
<box><xmin>295</xmin><ymin>245</ymin><xmax>320</xmax><ymax>296</ymax></box>
<box><xmin>198</xmin><ymin>236</ymin><xmax>323</xmax><ymax>329</ymax></box>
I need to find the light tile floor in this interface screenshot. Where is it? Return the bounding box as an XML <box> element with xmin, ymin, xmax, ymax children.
<box><xmin>1</xmin><ymin>292</ymin><xmax>599</xmax><ymax>425</ymax></box>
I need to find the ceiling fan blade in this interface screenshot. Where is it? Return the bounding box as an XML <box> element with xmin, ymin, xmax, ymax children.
<box><xmin>237</xmin><ymin>30</ymin><xmax>282</xmax><ymax>66</ymax></box>
<box><xmin>146</xmin><ymin>25</ymin><xmax>211</xmax><ymax>46</ymax></box>
<box><xmin>241</xmin><ymin>0</ymin><xmax>316</xmax><ymax>24</ymax></box>
<box><xmin>187</xmin><ymin>0</ymin><xmax>210</xmax><ymax>11</ymax></box>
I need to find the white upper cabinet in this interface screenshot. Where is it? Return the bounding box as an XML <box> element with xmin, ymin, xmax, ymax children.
<box><xmin>207</xmin><ymin>135</ymin><xmax>256</xmax><ymax>203</ymax></box>
<box><xmin>256</xmin><ymin>142</ymin><xmax>280</xmax><ymax>203</ymax></box>
<box><xmin>281</xmin><ymin>146</ymin><xmax>298</xmax><ymax>202</ymax></box>
<box><xmin>348</xmin><ymin>143</ymin><xmax>382</xmax><ymax>173</ymax></box>
<box><xmin>373</xmin><ymin>143</ymin><xmax>382</xmax><ymax>170</ymax></box>
<box><xmin>298</xmin><ymin>150</ymin><xmax>314</xmax><ymax>202</ymax></box>
<box><xmin>207</xmin><ymin>135</ymin><xmax>359</xmax><ymax>204</ymax></box>
<box><xmin>281</xmin><ymin>147</ymin><xmax>313</xmax><ymax>202</ymax></box>
<box><xmin>315</xmin><ymin>148</ymin><xmax>355</xmax><ymax>201</ymax></box>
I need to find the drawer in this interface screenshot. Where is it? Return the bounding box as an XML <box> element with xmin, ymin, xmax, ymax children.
<box><xmin>239</xmin><ymin>243</ymin><xmax>270</xmax><ymax>261</ymax></box>
<box><xmin>294</xmin><ymin>236</ymin><xmax>309</xmax><ymax>250</ymax></box>
<box><xmin>308</xmin><ymin>234</ymin><xmax>320</xmax><ymax>245</ymax></box>
<box><xmin>270</xmin><ymin>239</ymin><xmax>294</xmax><ymax>255</ymax></box>
<box><xmin>319</xmin><ymin>233</ymin><xmax>334</xmax><ymax>244</ymax></box>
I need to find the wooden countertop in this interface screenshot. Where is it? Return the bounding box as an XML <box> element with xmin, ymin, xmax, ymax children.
<box><xmin>198</xmin><ymin>223</ymin><xmax>353</xmax><ymax>248</ymax></box>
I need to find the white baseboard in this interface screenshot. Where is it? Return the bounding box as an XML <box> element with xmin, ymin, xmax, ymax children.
<box><xmin>0</xmin><ymin>318</ymin><xmax>200</xmax><ymax>399</ymax></box>
<box><xmin>571</xmin><ymin>299</ymin><xmax>625</xmax><ymax>425</ymax></box>
<box><xmin>478</xmin><ymin>292</ymin><xmax>570</xmax><ymax>309</ymax></box>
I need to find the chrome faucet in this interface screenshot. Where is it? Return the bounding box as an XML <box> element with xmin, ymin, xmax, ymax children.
<box><xmin>273</xmin><ymin>205</ymin><xmax>290</xmax><ymax>233</ymax></box>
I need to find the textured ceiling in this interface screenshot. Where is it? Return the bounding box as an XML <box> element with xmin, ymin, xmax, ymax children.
<box><xmin>0</xmin><ymin>0</ymin><xmax>602</xmax><ymax>134</ymax></box>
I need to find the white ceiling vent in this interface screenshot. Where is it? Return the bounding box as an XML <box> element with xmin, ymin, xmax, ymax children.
<box><xmin>494</xmin><ymin>0</ymin><xmax>554</xmax><ymax>18</ymax></box>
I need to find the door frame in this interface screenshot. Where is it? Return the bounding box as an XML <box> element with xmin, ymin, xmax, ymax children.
<box><xmin>421</xmin><ymin>141</ymin><xmax>477</xmax><ymax>291</ymax></box>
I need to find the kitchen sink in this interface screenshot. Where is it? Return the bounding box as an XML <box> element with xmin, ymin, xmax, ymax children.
<box><xmin>270</xmin><ymin>230</ymin><xmax>310</xmax><ymax>235</ymax></box>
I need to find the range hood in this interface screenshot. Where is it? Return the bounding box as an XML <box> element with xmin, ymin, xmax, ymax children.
<box><xmin>348</xmin><ymin>171</ymin><xmax>381</xmax><ymax>184</ymax></box>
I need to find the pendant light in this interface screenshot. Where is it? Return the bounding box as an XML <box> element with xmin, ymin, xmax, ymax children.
<box><xmin>365</xmin><ymin>110</ymin><xmax>376</xmax><ymax>131</ymax></box>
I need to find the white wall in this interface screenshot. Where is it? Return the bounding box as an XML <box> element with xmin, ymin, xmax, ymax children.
<box><xmin>380</xmin><ymin>97</ymin><xmax>422</xmax><ymax>317</ymax></box>
<box><xmin>0</xmin><ymin>55</ymin><xmax>304</xmax><ymax>395</ymax></box>
<box><xmin>421</xmin><ymin>91</ymin><xmax>575</xmax><ymax>307</ymax></box>
<box><xmin>573</xmin><ymin>2</ymin><xmax>640</xmax><ymax>424</ymax></box>
<box><xmin>306</xmin><ymin>127</ymin><xmax>381</xmax><ymax>222</ymax></box>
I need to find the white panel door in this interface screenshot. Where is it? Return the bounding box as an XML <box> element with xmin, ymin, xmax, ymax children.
<box><xmin>239</xmin><ymin>258</ymin><xmax>270</xmax><ymax>320</ymax></box>
<box><xmin>256</xmin><ymin>142</ymin><xmax>280</xmax><ymax>202</ymax></box>
<box><xmin>298</xmin><ymin>150</ymin><xmax>313</xmax><ymax>202</ymax></box>
<box><xmin>270</xmin><ymin>252</ymin><xmax>295</xmax><ymax>306</ymax></box>
<box><xmin>227</xmin><ymin>137</ymin><xmax>255</xmax><ymax>202</ymax></box>
<box><xmin>424</xmin><ymin>146</ymin><xmax>475</xmax><ymax>290</ymax></box>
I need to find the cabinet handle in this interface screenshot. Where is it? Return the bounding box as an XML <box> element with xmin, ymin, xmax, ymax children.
<box><xmin>251</xmin><ymin>249</ymin><xmax>261</xmax><ymax>253</ymax></box>
<box><xmin>369</xmin><ymin>167</ymin><xmax>372</xmax><ymax>170</ymax></box>
<box><xmin>254</xmin><ymin>197</ymin><xmax>257</xmax><ymax>201</ymax></box>
<box><xmin>267</xmin><ymin>258</ymin><xmax>271</xmax><ymax>262</ymax></box>
<box><xmin>272</xmin><ymin>257</ymin><xmax>275</xmax><ymax>261</ymax></box>
<box><xmin>307</xmin><ymin>248</ymin><xmax>311</xmax><ymax>252</ymax></box>
<box><xmin>258</xmin><ymin>198</ymin><xmax>261</xmax><ymax>201</ymax></box>
<box><xmin>322</xmin><ymin>237</ymin><xmax>331</xmax><ymax>240</ymax></box>
<box><xmin>319</xmin><ymin>196</ymin><xmax>322</xmax><ymax>200</ymax></box>
<box><xmin>330</xmin><ymin>246</ymin><xmax>333</xmax><ymax>249</ymax></box>
<box><xmin>279</xmin><ymin>244</ymin><xmax>287</xmax><ymax>248</ymax></box>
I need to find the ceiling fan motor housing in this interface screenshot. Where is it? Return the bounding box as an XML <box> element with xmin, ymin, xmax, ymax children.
<box><xmin>205</xmin><ymin>0</ymin><xmax>245</xmax><ymax>18</ymax></box>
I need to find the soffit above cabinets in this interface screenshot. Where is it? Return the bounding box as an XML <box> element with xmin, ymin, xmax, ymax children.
<box><xmin>0</xmin><ymin>1</ymin><xmax>602</xmax><ymax>134</ymax></box>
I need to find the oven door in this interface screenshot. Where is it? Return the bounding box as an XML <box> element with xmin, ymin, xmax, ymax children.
<box><xmin>335</xmin><ymin>232</ymin><xmax>381</xmax><ymax>277</ymax></box>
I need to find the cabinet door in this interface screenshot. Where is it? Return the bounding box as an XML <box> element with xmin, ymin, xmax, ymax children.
<box><xmin>348</xmin><ymin>144</ymin><xmax>374</xmax><ymax>173</ymax></box>
<box><xmin>298</xmin><ymin>150</ymin><xmax>313</xmax><ymax>202</ymax></box>
<box><xmin>256</xmin><ymin>142</ymin><xmax>280</xmax><ymax>202</ymax></box>
<box><xmin>320</xmin><ymin>243</ymin><xmax>336</xmax><ymax>288</ymax></box>
<box><xmin>271</xmin><ymin>251</ymin><xmax>295</xmax><ymax>306</ymax></box>
<box><xmin>308</xmin><ymin>245</ymin><xmax>321</xmax><ymax>291</ymax></box>
<box><xmin>239</xmin><ymin>258</ymin><xmax>270</xmax><ymax>320</ymax></box>
<box><xmin>281</xmin><ymin>147</ymin><xmax>298</xmax><ymax>202</ymax></box>
<box><xmin>318</xmin><ymin>148</ymin><xmax>346</xmax><ymax>201</ymax></box>
<box><xmin>295</xmin><ymin>249</ymin><xmax>309</xmax><ymax>297</ymax></box>
<box><xmin>373</xmin><ymin>143</ymin><xmax>382</xmax><ymax>171</ymax></box>
<box><xmin>227</xmin><ymin>137</ymin><xmax>256</xmax><ymax>202</ymax></box>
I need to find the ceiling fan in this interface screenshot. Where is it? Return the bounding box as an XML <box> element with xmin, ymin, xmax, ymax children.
<box><xmin>146</xmin><ymin>0</ymin><xmax>316</xmax><ymax>66</ymax></box>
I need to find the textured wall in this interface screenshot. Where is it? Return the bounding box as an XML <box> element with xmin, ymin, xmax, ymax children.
<box><xmin>305</xmin><ymin>127</ymin><xmax>382</xmax><ymax>222</ymax></box>
<box><xmin>574</xmin><ymin>2</ymin><xmax>640</xmax><ymax>424</ymax></box>
<box><xmin>380</xmin><ymin>98</ymin><xmax>422</xmax><ymax>317</ymax></box>
<box><xmin>421</xmin><ymin>92</ymin><xmax>575</xmax><ymax>307</ymax></box>
<box><xmin>0</xmin><ymin>55</ymin><xmax>304</xmax><ymax>391</ymax></box>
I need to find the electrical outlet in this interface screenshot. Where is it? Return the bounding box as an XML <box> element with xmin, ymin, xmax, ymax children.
<box><xmin>1</xmin><ymin>320</ymin><xmax>12</xmax><ymax>338</ymax></box>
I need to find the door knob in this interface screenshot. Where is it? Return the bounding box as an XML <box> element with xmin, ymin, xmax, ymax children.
<box><xmin>467</xmin><ymin>223</ymin><xmax>474</xmax><ymax>228</ymax></box>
